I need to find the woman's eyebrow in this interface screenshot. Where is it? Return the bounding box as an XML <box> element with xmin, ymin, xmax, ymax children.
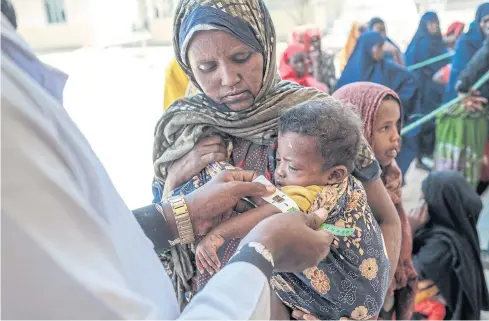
<box><xmin>195</xmin><ymin>58</ymin><xmax>214</xmax><ymax>65</ymax></box>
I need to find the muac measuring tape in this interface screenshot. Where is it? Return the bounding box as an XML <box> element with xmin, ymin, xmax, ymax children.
<box><xmin>320</xmin><ymin>223</ymin><xmax>355</xmax><ymax>237</ymax></box>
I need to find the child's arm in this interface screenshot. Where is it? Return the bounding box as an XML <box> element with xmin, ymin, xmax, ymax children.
<box><xmin>214</xmin><ymin>203</ymin><xmax>280</xmax><ymax>239</ymax></box>
<box><xmin>195</xmin><ymin>203</ymin><xmax>280</xmax><ymax>274</ymax></box>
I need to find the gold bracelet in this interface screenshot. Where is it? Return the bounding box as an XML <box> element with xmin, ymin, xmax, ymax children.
<box><xmin>168</xmin><ymin>195</ymin><xmax>195</xmax><ymax>245</ymax></box>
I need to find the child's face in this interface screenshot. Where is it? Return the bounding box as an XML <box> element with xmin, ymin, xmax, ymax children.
<box><xmin>372</xmin><ymin>99</ymin><xmax>401</xmax><ymax>167</ymax></box>
<box><xmin>274</xmin><ymin>132</ymin><xmax>345</xmax><ymax>189</ymax></box>
<box><xmin>289</xmin><ymin>52</ymin><xmax>307</xmax><ymax>78</ymax></box>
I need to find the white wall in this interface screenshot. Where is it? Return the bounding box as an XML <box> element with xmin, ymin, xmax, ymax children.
<box><xmin>332</xmin><ymin>0</ymin><xmax>420</xmax><ymax>50</ymax></box>
<box><xmin>13</xmin><ymin>0</ymin><xmax>94</xmax><ymax>50</ymax></box>
<box><xmin>12</xmin><ymin>0</ymin><xmax>139</xmax><ymax>51</ymax></box>
<box><xmin>88</xmin><ymin>0</ymin><xmax>137</xmax><ymax>46</ymax></box>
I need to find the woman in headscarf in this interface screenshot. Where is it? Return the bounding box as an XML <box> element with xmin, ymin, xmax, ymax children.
<box><xmin>278</xmin><ymin>43</ymin><xmax>327</xmax><ymax>91</ymax></box>
<box><xmin>339</xmin><ymin>22</ymin><xmax>363</xmax><ymax>72</ymax></box>
<box><xmin>163</xmin><ymin>57</ymin><xmax>190</xmax><ymax>110</ymax></box>
<box><xmin>368</xmin><ymin>17</ymin><xmax>404</xmax><ymax>66</ymax></box>
<box><xmin>334</xmin><ymin>82</ymin><xmax>417</xmax><ymax>320</ymax></box>
<box><xmin>153</xmin><ymin>0</ymin><xmax>401</xmax><ymax>310</ymax></box>
<box><xmin>405</xmin><ymin>12</ymin><xmax>449</xmax><ymax>171</ymax></box>
<box><xmin>303</xmin><ymin>27</ymin><xmax>337</xmax><ymax>93</ymax></box>
<box><xmin>408</xmin><ymin>171</ymin><xmax>489</xmax><ymax>319</ymax></box>
<box><xmin>336</xmin><ymin>30</ymin><xmax>421</xmax><ymax>178</ymax></box>
<box><xmin>435</xmin><ymin>3</ymin><xmax>489</xmax><ymax>187</ymax></box>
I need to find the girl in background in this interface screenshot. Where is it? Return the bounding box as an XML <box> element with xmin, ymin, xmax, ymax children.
<box><xmin>279</xmin><ymin>43</ymin><xmax>327</xmax><ymax>91</ymax></box>
<box><xmin>334</xmin><ymin>82</ymin><xmax>417</xmax><ymax>320</ymax></box>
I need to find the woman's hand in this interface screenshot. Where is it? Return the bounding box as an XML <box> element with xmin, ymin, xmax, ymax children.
<box><xmin>167</xmin><ymin>135</ymin><xmax>227</xmax><ymax>190</ymax></box>
<box><xmin>407</xmin><ymin>201</ymin><xmax>429</xmax><ymax>234</ymax></box>
<box><xmin>461</xmin><ymin>90</ymin><xmax>488</xmax><ymax>112</ymax></box>
<box><xmin>239</xmin><ymin>210</ymin><xmax>334</xmax><ymax>272</ymax></box>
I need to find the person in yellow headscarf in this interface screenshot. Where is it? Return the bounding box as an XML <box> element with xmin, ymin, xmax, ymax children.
<box><xmin>339</xmin><ymin>22</ymin><xmax>364</xmax><ymax>73</ymax></box>
<box><xmin>163</xmin><ymin>57</ymin><xmax>190</xmax><ymax>110</ymax></box>
<box><xmin>163</xmin><ymin>57</ymin><xmax>201</xmax><ymax>110</ymax></box>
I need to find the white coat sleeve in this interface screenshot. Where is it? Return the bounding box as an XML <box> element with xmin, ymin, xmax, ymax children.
<box><xmin>179</xmin><ymin>243</ymin><xmax>274</xmax><ymax>320</ymax></box>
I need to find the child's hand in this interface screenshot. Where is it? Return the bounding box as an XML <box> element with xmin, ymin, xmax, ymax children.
<box><xmin>196</xmin><ymin>234</ymin><xmax>225</xmax><ymax>275</ymax></box>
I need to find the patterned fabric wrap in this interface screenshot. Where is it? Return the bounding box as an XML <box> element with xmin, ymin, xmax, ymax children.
<box><xmin>272</xmin><ymin>176</ymin><xmax>390</xmax><ymax>320</ymax></box>
<box><xmin>435</xmin><ymin>104</ymin><xmax>489</xmax><ymax>187</ymax></box>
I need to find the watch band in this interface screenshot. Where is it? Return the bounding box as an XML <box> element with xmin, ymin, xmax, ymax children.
<box><xmin>168</xmin><ymin>195</ymin><xmax>195</xmax><ymax>245</ymax></box>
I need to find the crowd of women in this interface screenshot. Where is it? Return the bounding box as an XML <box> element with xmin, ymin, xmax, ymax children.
<box><xmin>157</xmin><ymin>1</ymin><xmax>489</xmax><ymax>320</ymax></box>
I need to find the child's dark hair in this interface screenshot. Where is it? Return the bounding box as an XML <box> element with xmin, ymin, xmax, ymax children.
<box><xmin>278</xmin><ymin>99</ymin><xmax>363</xmax><ymax>172</ymax></box>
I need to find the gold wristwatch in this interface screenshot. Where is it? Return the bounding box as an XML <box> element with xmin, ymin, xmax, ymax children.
<box><xmin>167</xmin><ymin>195</ymin><xmax>195</xmax><ymax>245</ymax></box>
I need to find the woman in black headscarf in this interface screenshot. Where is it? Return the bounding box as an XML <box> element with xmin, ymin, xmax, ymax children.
<box><xmin>409</xmin><ymin>171</ymin><xmax>489</xmax><ymax>319</ymax></box>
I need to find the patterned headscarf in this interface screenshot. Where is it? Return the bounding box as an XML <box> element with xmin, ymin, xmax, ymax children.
<box><xmin>333</xmin><ymin>82</ymin><xmax>403</xmax><ymax>202</ymax></box>
<box><xmin>153</xmin><ymin>0</ymin><xmax>332</xmax><ymax>185</ymax></box>
<box><xmin>333</xmin><ymin>82</ymin><xmax>417</xmax><ymax>320</ymax></box>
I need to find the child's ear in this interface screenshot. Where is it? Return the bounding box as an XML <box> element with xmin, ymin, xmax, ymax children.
<box><xmin>325</xmin><ymin>165</ymin><xmax>348</xmax><ymax>184</ymax></box>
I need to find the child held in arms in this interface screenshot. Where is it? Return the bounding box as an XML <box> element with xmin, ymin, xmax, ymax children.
<box><xmin>195</xmin><ymin>100</ymin><xmax>390</xmax><ymax>320</ymax></box>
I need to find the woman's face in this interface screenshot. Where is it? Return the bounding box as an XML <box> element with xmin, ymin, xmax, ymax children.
<box><xmin>371</xmin><ymin>43</ymin><xmax>385</xmax><ymax>61</ymax></box>
<box><xmin>372</xmin><ymin>22</ymin><xmax>386</xmax><ymax>38</ymax></box>
<box><xmin>187</xmin><ymin>30</ymin><xmax>264</xmax><ymax>111</ymax></box>
<box><xmin>480</xmin><ymin>14</ymin><xmax>489</xmax><ymax>36</ymax></box>
<box><xmin>427</xmin><ymin>20</ymin><xmax>440</xmax><ymax>35</ymax></box>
